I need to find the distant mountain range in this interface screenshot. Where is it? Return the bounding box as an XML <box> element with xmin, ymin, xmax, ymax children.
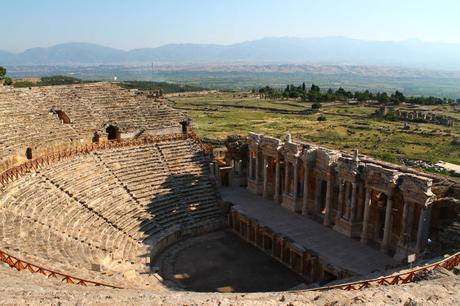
<box><xmin>2</xmin><ymin>37</ymin><xmax>460</xmax><ymax>70</ymax></box>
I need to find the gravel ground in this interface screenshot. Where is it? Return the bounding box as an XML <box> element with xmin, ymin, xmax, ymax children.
<box><xmin>0</xmin><ymin>263</ymin><xmax>459</xmax><ymax>305</ymax></box>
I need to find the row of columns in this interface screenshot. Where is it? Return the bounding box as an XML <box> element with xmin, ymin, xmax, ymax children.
<box><xmin>249</xmin><ymin>148</ymin><xmax>432</xmax><ymax>255</ymax></box>
<box><xmin>361</xmin><ymin>187</ymin><xmax>431</xmax><ymax>252</ymax></box>
<box><xmin>360</xmin><ymin>188</ymin><xmax>393</xmax><ymax>250</ymax></box>
<box><xmin>335</xmin><ymin>180</ymin><xmax>360</xmax><ymax>223</ymax></box>
<box><xmin>253</xmin><ymin>150</ymin><xmax>334</xmax><ymax>225</ymax></box>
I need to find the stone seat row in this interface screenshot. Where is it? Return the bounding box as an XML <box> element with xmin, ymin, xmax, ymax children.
<box><xmin>1</xmin><ymin>175</ymin><xmax>145</xmax><ymax>262</ymax></box>
<box><xmin>0</xmin><ymin>83</ymin><xmax>186</xmax><ymax>162</ymax></box>
<box><xmin>0</xmin><ymin>137</ymin><xmax>222</xmax><ymax>287</ymax></box>
<box><xmin>0</xmin><ymin>208</ymin><xmax>148</xmax><ymax>288</ymax></box>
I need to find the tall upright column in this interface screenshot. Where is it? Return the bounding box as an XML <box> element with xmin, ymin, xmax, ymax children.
<box><xmin>255</xmin><ymin>150</ymin><xmax>260</xmax><ymax>186</ymax></box>
<box><xmin>302</xmin><ymin>159</ymin><xmax>309</xmax><ymax>215</ymax></box>
<box><xmin>350</xmin><ymin>182</ymin><xmax>358</xmax><ymax>222</ymax></box>
<box><xmin>274</xmin><ymin>157</ymin><xmax>280</xmax><ymax>203</ymax></box>
<box><xmin>360</xmin><ymin>188</ymin><xmax>371</xmax><ymax>243</ymax></box>
<box><xmin>263</xmin><ymin>155</ymin><xmax>268</xmax><ymax>198</ymax></box>
<box><xmin>398</xmin><ymin>201</ymin><xmax>410</xmax><ymax>247</ymax></box>
<box><xmin>314</xmin><ymin>178</ymin><xmax>322</xmax><ymax>213</ymax></box>
<box><xmin>381</xmin><ymin>192</ymin><xmax>393</xmax><ymax>251</ymax></box>
<box><xmin>284</xmin><ymin>160</ymin><xmax>290</xmax><ymax>195</ymax></box>
<box><xmin>248</xmin><ymin>151</ymin><xmax>253</xmax><ymax>179</ymax></box>
<box><xmin>293</xmin><ymin>161</ymin><xmax>299</xmax><ymax>198</ymax></box>
<box><xmin>335</xmin><ymin>180</ymin><xmax>345</xmax><ymax>219</ymax></box>
<box><xmin>416</xmin><ymin>206</ymin><xmax>432</xmax><ymax>252</ymax></box>
<box><xmin>323</xmin><ymin>173</ymin><xmax>333</xmax><ymax>226</ymax></box>
<box><xmin>344</xmin><ymin>183</ymin><xmax>351</xmax><ymax>220</ymax></box>
<box><xmin>357</xmin><ymin>184</ymin><xmax>365</xmax><ymax>221</ymax></box>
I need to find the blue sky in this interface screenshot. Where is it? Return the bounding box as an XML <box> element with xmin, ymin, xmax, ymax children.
<box><xmin>3</xmin><ymin>0</ymin><xmax>460</xmax><ymax>51</ymax></box>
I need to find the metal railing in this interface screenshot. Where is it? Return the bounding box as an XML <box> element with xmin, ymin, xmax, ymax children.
<box><xmin>309</xmin><ymin>251</ymin><xmax>460</xmax><ymax>291</ymax></box>
<box><xmin>2</xmin><ymin>133</ymin><xmax>458</xmax><ymax>291</ymax></box>
<box><xmin>0</xmin><ymin>133</ymin><xmax>205</xmax><ymax>188</ymax></box>
<box><xmin>0</xmin><ymin>132</ymin><xmax>210</xmax><ymax>288</ymax></box>
<box><xmin>0</xmin><ymin>249</ymin><xmax>122</xmax><ymax>289</ymax></box>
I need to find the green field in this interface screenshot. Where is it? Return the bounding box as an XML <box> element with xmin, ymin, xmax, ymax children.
<box><xmin>169</xmin><ymin>92</ymin><xmax>460</xmax><ymax>166</ymax></box>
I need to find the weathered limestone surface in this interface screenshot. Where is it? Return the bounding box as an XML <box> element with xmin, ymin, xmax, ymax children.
<box><xmin>0</xmin><ymin>139</ymin><xmax>224</xmax><ymax>287</ymax></box>
<box><xmin>221</xmin><ymin>187</ymin><xmax>397</xmax><ymax>276</ymax></box>
<box><xmin>243</xmin><ymin>132</ymin><xmax>458</xmax><ymax>259</ymax></box>
<box><xmin>1</xmin><ymin>261</ymin><xmax>459</xmax><ymax>305</ymax></box>
<box><xmin>0</xmin><ymin>82</ymin><xmax>187</xmax><ymax>171</ymax></box>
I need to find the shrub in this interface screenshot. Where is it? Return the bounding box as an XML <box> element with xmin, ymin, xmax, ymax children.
<box><xmin>311</xmin><ymin>103</ymin><xmax>322</xmax><ymax>110</ymax></box>
<box><xmin>317</xmin><ymin>115</ymin><xmax>327</xmax><ymax>121</ymax></box>
<box><xmin>3</xmin><ymin>77</ymin><xmax>12</xmax><ymax>86</ymax></box>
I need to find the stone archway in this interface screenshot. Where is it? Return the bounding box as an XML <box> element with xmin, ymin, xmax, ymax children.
<box><xmin>106</xmin><ymin>125</ymin><xmax>120</xmax><ymax>141</ymax></box>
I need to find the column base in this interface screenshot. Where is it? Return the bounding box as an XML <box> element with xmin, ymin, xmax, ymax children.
<box><xmin>394</xmin><ymin>243</ymin><xmax>418</xmax><ymax>262</ymax></box>
<box><xmin>281</xmin><ymin>194</ymin><xmax>302</xmax><ymax>213</ymax></box>
<box><xmin>333</xmin><ymin>218</ymin><xmax>362</xmax><ymax>238</ymax></box>
<box><xmin>247</xmin><ymin>179</ymin><xmax>263</xmax><ymax>195</ymax></box>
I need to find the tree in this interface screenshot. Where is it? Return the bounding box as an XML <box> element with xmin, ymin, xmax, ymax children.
<box><xmin>310</xmin><ymin>84</ymin><xmax>320</xmax><ymax>93</ymax></box>
<box><xmin>311</xmin><ymin>102</ymin><xmax>322</xmax><ymax>110</ymax></box>
<box><xmin>3</xmin><ymin>77</ymin><xmax>12</xmax><ymax>86</ymax></box>
<box><xmin>376</xmin><ymin>92</ymin><xmax>389</xmax><ymax>104</ymax></box>
<box><xmin>0</xmin><ymin>66</ymin><xmax>6</xmax><ymax>80</ymax></box>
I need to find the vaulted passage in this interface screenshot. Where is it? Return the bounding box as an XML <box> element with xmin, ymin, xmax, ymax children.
<box><xmin>106</xmin><ymin>125</ymin><xmax>120</xmax><ymax>140</ymax></box>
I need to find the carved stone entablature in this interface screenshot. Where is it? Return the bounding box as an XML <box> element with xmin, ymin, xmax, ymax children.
<box><xmin>364</xmin><ymin>163</ymin><xmax>400</xmax><ymax>193</ymax></box>
<box><xmin>260</xmin><ymin>136</ymin><xmax>281</xmax><ymax>157</ymax></box>
<box><xmin>284</xmin><ymin>142</ymin><xmax>303</xmax><ymax>163</ymax></box>
<box><xmin>315</xmin><ymin>148</ymin><xmax>340</xmax><ymax>172</ymax></box>
<box><xmin>248</xmin><ymin>132</ymin><xmax>262</xmax><ymax>144</ymax></box>
<box><xmin>248</xmin><ymin>132</ymin><xmax>262</xmax><ymax>152</ymax></box>
<box><xmin>336</xmin><ymin>157</ymin><xmax>362</xmax><ymax>182</ymax></box>
<box><xmin>301</xmin><ymin>147</ymin><xmax>318</xmax><ymax>165</ymax></box>
<box><xmin>399</xmin><ymin>174</ymin><xmax>434</xmax><ymax>206</ymax></box>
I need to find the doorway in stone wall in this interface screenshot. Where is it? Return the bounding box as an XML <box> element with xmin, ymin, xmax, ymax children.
<box><xmin>25</xmin><ymin>147</ymin><xmax>33</xmax><ymax>160</ymax></box>
<box><xmin>106</xmin><ymin>125</ymin><xmax>120</xmax><ymax>141</ymax></box>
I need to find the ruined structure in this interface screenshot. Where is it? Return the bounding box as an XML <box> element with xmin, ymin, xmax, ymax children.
<box><xmin>218</xmin><ymin>133</ymin><xmax>459</xmax><ymax>262</ymax></box>
<box><xmin>0</xmin><ymin>83</ymin><xmax>458</xmax><ymax>303</ymax></box>
<box><xmin>0</xmin><ymin>83</ymin><xmax>223</xmax><ymax>289</ymax></box>
<box><xmin>376</xmin><ymin>106</ymin><xmax>456</xmax><ymax>126</ymax></box>
<box><xmin>0</xmin><ymin>82</ymin><xmax>190</xmax><ymax>172</ymax></box>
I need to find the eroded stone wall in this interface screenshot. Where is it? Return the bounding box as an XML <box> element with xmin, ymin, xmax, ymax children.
<box><xmin>227</xmin><ymin>132</ymin><xmax>459</xmax><ymax>260</ymax></box>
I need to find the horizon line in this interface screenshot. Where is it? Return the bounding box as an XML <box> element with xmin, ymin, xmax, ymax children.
<box><xmin>3</xmin><ymin>35</ymin><xmax>460</xmax><ymax>53</ymax></box>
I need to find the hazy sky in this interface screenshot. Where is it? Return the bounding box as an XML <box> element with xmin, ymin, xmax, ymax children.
<box><xmin>3</xmin><ymin>0</ymin><xmax>460</xmax><ymax>52</ymax></box>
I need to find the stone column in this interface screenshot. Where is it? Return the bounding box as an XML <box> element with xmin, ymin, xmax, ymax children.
<box><xmin>398</xmin><ymin>201</ymin><xmax>410</xmax><ymax>247</ymax></box>
<box><xmin>314</xmin><ymin>178</ymin><xmax>322</xmax><ymax>213</ymax></box>
<box><xmin>323</xmin><ymin>173</ymin><xmax>333</xmax><ymax>226</ymax></box>
<box><xmin>350</xmin><ymin>182</ymin><xmax>358</xmax><ymax>222</ymax></box>
<box><xmin>263</xmin><ymin>155</ymin><xmax>268</xmax><ymax>198</ymax></box>
<box><xmin>335</xmin><ymin>180</ymin><xmax>345</xmax><ymax>219</ymax></box>
<box><xmin>360</xmin><ymin>188</ymin><xmax>371</xmax><ymax>243</ymax></box>
<box><xmin>357</xmin><ymin>184</ymin><xmax>365</xmax><ymax>221</ymax></box>
<box><xmin>255</xmin><ymin>151</ymin><xmax>260</xmax><ymax>186</ymax></box>
<box><xmin>416</xmin><ymin>206</ymin><xmax>432</xmax><ymax>252</ymax></box>
<box><xmin>274</xmin><ymin>157</ymin><xmax>280</xmax><ymax>203</ymax></box>
<box><xmin>302</xmin><ymin>160</ymin><xmax>309</xmax><ymax>215</ymax></box>
<box><xmin>344</xmin><ymin>182</ymin><xmax>351</xmax><ymax>220</ymax></box>
<box><xmin>248</xmin><ymin>150</ymin><xmax>253</xmax><ymax>179</ymax></box>
<box><xmin>293</xmin><ymin>161</ymin><xmax>299</xmax><ymax>198</ymax></box>
<box><xmin>381</xmin><ymin>193</ymin><xmax>393</xmax><ymax>251</ymax></box>
<box><xmin>284</xmin><ymin>160</ymin><xmax>290</xmax><ymax>195</ymax></box>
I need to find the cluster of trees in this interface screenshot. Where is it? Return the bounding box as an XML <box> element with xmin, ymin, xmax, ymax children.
<box><xmin>119</xmin><ymin>81</ymin><xmax>206</xmax><ymax>94</ymax></box>
<box><xmin>258</xmin><ymin>83</ymin><xmax>459</xmax><ymax>105</ymax></box>
<box><xmin>0</xmin><ymin>67</ymin><xmax>13</xmax><ymax>85</ymax></box>
<box><xmin>13</xmin><ymin>75</ymin><xmax>86</xmax><ymax>88</ymax></box>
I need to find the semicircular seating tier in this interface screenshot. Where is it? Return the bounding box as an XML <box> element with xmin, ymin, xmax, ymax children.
<box><xmin>0</xmin><ymin>138</ymin><xmax>224</xmax><ymax>287</ymax></box>
<box><xmin>0</xmin><ymin>83</ymin><xmax>188</xmax><ymax>171</ymax></box>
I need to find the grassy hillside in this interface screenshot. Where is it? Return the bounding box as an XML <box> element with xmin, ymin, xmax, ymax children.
<box><xmin>170</xmin><ymin>92</ymin><xmax>460</xmax><ymax>166</ymax></box>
